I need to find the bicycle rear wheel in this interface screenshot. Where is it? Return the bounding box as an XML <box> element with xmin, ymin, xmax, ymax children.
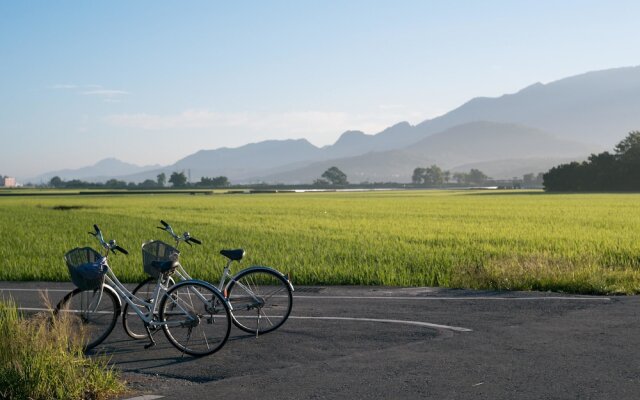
<box><xmin>55</xmin><ymin>286</ymin><xmax>120</xmax><ymax>351</ymax></box>
<box><xmin>225</xmin><ymin>267</ymin><xmax>293</xmax><ymax>335</ymax></box>
<box><xmin>122</xmin><ymin>276</ymin><xmax>175</xmax><ymax>339</ymax></box>
<box><xmin>159</xmin><ymin>280</ymin><xmax>231</xmax><ymax>357</ymax></box>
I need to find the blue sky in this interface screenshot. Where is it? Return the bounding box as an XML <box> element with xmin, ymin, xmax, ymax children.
<box><xmin>1</xmin><ymin>0</ymin><xmax>639</xmax><ymax>179</ymax></box>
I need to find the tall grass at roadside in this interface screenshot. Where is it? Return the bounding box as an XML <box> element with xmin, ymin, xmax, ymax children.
<box><xmin>1</xmin><ymin>190</ymin><xmax>640</xmax><ymax>294</ymax></box>
<box><xmin>0</xmin><ymin>297</ymin><xmax>124</xmax><ymax>400</ymax></box>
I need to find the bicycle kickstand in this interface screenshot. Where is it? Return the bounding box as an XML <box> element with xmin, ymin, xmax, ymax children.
<box><xmin>144</xmin><ymin>325</ymin><xmax>157</xmax><ymax>349</ymax></box>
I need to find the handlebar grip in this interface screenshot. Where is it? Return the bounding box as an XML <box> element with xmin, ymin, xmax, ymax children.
<box><xmin>93</xmin><ymin>224</ymin><xmax>101</xmax><ymax>233</ymax></box>
<box><xmin>188</xmin><ymin>237</ymin><xmax>202</xmax><ymax>245</ymax></box>
<box><xmin>160</xmin><ymin>220</ymin><xmax>169</xmax><ymax>228</ymax></box>
<box><xmin>113</xmin><ymin>245</ymin><xmax>129</xmax><ymax>255</ymax></box>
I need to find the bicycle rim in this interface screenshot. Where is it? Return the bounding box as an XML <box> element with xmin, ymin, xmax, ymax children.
<box><xmin>226</xmin><ymin>268</ymin><xmax>293</xmax><ymax>335</ymax></box>
<box><xmin>160</xmin><ymin>281</ymin><xmax>231</xmax><ymax>356</ymax></box>
<box><xmin>56</xmin><ymin>287</ymin><xmax>120</xmax><ymax>351</ymax></box>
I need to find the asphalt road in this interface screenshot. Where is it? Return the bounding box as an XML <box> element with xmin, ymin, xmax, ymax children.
<box><xmin>1</xmin><ymin>281</ymin><xmax>638</xmax><ymax>400</ymax></box>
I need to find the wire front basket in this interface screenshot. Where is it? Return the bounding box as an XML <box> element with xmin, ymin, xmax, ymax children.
<box><xmin>142</xmin><ymin>240</ymin><xmax>180</xmax><ymax>278</ymax></box>
<box><xmin>64</xmin><ymin>247</ymin><xmax>106</xmax><ymax>291</ymax></box>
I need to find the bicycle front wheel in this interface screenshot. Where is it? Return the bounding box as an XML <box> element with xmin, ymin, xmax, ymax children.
<box><xmin>159</xmin><ymin>280</ymin><xmax>231</xmax><ymax>357</ymax></box>
<box><xmin>226</xmin><ymin>267</ymin><xmax>293</xmax><ymax>335</ymax></box>
<box><xmin>55</xmin><ymin>286</ymin><xmax>120</xmax><ymax>351</ymax></box>
<box><xmin>123</xmin><ymin>276</ymin><xmax>175</xmax><ymax>339</ymax></box>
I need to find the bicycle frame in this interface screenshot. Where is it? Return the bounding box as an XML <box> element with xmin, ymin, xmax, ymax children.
<box><xmin>101</xmin><ymin>261</ymin><xmax>194</xmax><ymax>329</ymax></box>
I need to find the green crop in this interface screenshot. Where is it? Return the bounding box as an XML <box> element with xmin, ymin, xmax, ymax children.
<box><xmin>1</xmin><ymin>190</ymin><xmax>640</xmax><ymax>294</ymax></box>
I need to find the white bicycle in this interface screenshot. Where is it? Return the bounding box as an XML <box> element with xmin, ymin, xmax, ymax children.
<box><xmin>122</xmin><ymin>220</ymin><xmax>293</xmax><ymax>339</ymax></box>
<box><xmin>55</xmin><ymin>225</ymin><xmax>232</xmax><ymax>356</ymax></box>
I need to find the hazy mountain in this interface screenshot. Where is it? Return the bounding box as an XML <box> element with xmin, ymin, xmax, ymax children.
<box><xmin>403</xmin><ymin>121</ymin><xmax>594</xmax><ymax>166</ymax></box>
<box><xmin>35</xmin><ymin>66</ymin><xmax>640</xmax><ymax>184</ymax></box>
<box><xmin>120</xmin><ymin>138</ymin><xmax>323</xmax><ymax>183</ymax></box>
<box><xmin>407</xmin><ymin>66</ymin><xmax>640</xmax><ymax>148</ymax></box>
<box><xmin>29</xmin><ymin>158</ymin><xmax>161</xmax><ymax>184</ymax></box>
<box><xmin>254</xmin><ymin>121</ymin><xmax>595</xmax><ymax>183</ymax></box>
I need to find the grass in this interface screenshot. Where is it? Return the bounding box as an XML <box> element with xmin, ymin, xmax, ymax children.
<box><xmin>1</xmin><ymin>190</ymin><xmax>640</xmax><ymax>294</ymax></box>
<box><xmin>0</xmin><ymin>298</ymin><xmax>124</xmax><ymax>399</ymax></box>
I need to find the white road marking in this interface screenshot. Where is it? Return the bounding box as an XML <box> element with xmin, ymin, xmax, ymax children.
<box><xmin>0</xmin><ymin>287</ymin><xmax>611</xmax><ymax>301</ymax></box>
<box><xmin>288</xmin><ymin>316</ymin><xmax>473</xmax><ymax>332</ymax></box>
<box><xmin>293</xmin><ymin>295</ymin><xmax>611</xmax><ymax>301</ymax></box>
<box><xmin>0</xmin><ymin>288</ymin><xmax>71</xmax><ymax>292</ymax></box>
<box><xmin>14</xmin><ymin>306</ymin><xmax>472</xmax><ymax>332</ymax></box>
<box><xmin>122</xmin><ymin>396</ymin><xmax>164</xmax><ymax>400</ymax></box>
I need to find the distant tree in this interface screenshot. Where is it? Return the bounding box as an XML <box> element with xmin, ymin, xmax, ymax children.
<box><xmin>453</xmin><ymin>169</ymin><xmax>489</xmax><ymax>185</ymax></box>
<box><xmin>321</xmin><ymin>166</ymin><xmax>348</xmax><ymax>185</ymax></box>
<box><xmin>139</xmin><ymin>179</ymin><xmax>157</xmax><ymax>188</ymax></box>
<box><xmin>614</xmin><ymin>130</ymin><xmax>640</xmax><ymax>159</ymax></box>
<box><xmin>105</xmin><ymin>179</ymin><xmax>127</xmax><ymax>189</ymax></box>
<box><xmin>313</xmin><ymin>178</ymin><xmax>329</xmax><ymax>186</ymax></box>
<box><xmin>412</xmin><ymin>168</ymin><xmax>426</xmax><ymax>184</ymax></box>
<box><xmin>157</xmin><ymin>173</ymin><xmax>166</xmax><ymax>187</ymax></box>
<box><xmin>424</xmin><ymin>165</ymin><xmax>445</xmax><ymax>185</ymax></box>
<box><xmin>197</xmin><ymin>176</ymin><xmax>229</xmax><ymax>187</ymax></box>
<box><xmin>413</xmin><ymin>165</ymin><xmax>449</xmax><ymax>186</ymax></box>
<box><xmin>169</xmin><ymin>171</ymin><xmax>188</xmax><ymax>187</ymax></box>
<box><xmin>544</xmin><ymin>131</ymin><xmax>640</xmax><ymax>191</ymax></box>
<box><xmin>467</xmin><ymin>169</ymin><xmax>489</xmax><ymax>185</ymax></box>
<box><xmin>49</xmin><ymin>176</ymin><xmax>63</xmax><ymax>188</ymax></box>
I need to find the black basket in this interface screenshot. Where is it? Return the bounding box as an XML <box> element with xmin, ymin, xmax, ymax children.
<box><xmin>141</xmin><ymin>240</ymin><xmax>179</xmax><ymax>278</ymax></box>
<box><xmin>64</xmin><ymin>247</ymin><xmax>106</xmax><ymax>291</ymax></box>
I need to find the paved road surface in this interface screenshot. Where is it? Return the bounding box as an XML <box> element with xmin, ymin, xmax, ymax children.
<box><xmin>1</xmin><ymin>281</ymin><xmax>638</xmax><ymax>400</ymax></box>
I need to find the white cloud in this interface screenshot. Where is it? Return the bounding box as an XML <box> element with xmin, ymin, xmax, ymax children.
<box><xmin>49</xmin><ymin>84</ymin><xmax>78</xmax><ymax>90</ymax></box>
<box><xmin>48</xmin><ymin>84</ymin><xmax>129</xmax><ymax>101</ymax></box>
<box><xmin>82</xmin><ymin>89</ymin><xmax>129</xmax><ymax>97</ymax></box>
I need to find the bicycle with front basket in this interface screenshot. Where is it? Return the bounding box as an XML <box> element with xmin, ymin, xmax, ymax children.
<box><xmin>122</xmin><ymin>220</ymin><xmax>293</xmax><ymax>339</ymax></box>
<box><xmin>55</xmin><ymin>225</ymin><xmax>232</xmax><ymax>356</ymax></box>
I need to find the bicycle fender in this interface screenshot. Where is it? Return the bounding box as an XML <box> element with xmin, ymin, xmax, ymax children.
<box><xmin>226</xmin><ymin>266</ymin><xmax>295</xmax><ymax>292</ymax></box>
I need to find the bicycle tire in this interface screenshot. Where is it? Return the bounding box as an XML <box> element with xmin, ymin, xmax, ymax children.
<box><xmin>122</xmin><ymin>276</ymin><xmax>175</xmax><ymax>340</ymax></box>
<box><xmin>54</xmin><ymin>285</ymin><xmax>120</xmax><ymax>351</ymax></box>
<box><xmin>159</xmin><ymin>280</ymin><xmax>231</xmax><ymax>357</ymax></box>
<box><xmin>225</xmin><ymin>267</ymin><xmax>293</xmax><ymax>335</ymax></box>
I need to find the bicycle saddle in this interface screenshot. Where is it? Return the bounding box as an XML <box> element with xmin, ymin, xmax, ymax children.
<box><xmin>220</xmin><ymin>249</ymin><xmax>245</xmax><ymax>261</ymax></box>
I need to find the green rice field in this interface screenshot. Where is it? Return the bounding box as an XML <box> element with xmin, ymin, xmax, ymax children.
<box><xmin>1</xmin><ymin>190</ymin><xmax>640</xmax><ymax>294</ymax></box>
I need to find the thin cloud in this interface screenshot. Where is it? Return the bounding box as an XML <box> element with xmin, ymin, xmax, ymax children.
<box><xmin>82</xmin><ymin>89</ymin><xmax>130</xmax><ymax>97</ymax></box>
<box><xmin>49</xmin><ymin>84</ymin><xmax>78</xmax><ymax>90</ymax></box>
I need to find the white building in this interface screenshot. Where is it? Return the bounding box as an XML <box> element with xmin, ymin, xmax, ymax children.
<box><xmin>1</xmin><ymin>176</ymin><xmax>17</xmax><ymax>187</ymax></box>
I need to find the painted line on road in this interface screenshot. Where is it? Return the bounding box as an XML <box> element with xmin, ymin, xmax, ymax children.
<box><xmin>13</xmin><ymin>306</ymin><xmax>472</xmax><ymax>332</ymax></box>
<box><xmin>0</xmin><ymin>288</ymin><xmax>612</xmax><ymax>302</ymax></box>
<box><xmin>293</xmin><ymin>295</ymin><xmax>611</xmax><ymax>301</ymax></box>
<box><xmin>0</xmin><ymin>288</ymin><xmax>71</xmax><ymax>292</ymax></box>
<box><xmin>122</xmin><ymin>395</ymin><xmax>164</xmax><ymax>400</ymax></box>
<box><xmin>288</xmin><ymin>316</ymin><xmax>473</xmax><ymax>332</ymax></box>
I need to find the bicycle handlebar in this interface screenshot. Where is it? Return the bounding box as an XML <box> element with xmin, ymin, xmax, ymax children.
<box><xmin>88</xmin><ymin>225</ymin><xmax>129</xmax><ymax>255</ymax></box>
<box><xmin>157</xmin><ymin>220</ymin><xmax>202</xmax><ymax>246</ymax></box>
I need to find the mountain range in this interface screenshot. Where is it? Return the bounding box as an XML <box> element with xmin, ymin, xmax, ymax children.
<box><xmin>30</xmin><ymin>66</ymin><xmax>640</xmax><ymax>184</ymax></box>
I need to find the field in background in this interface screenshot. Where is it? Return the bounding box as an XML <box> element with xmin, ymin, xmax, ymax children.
<box><xmin>1</xmin><ymin>190</ymin><xmax>639</xmax><ymax>294</ymax></box>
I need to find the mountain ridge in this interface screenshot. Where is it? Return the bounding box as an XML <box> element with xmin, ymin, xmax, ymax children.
<box><xmin>31</xmin><ymin>65</ymin><xmax>640</xmax><ymax>184</ymax></box>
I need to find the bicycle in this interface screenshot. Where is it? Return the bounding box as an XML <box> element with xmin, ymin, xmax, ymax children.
<box><xmin>122</xmin><ymin>220</ymin><xmax>293</xmax><ymax>340</ymax></box>
<box><xmin>55</xmin><ymin>225</ymin><xmax>232</xmax><ymax>356</ymax></box>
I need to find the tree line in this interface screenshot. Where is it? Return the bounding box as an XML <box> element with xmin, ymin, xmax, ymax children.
<box><xmin>412</xmin><ymin>165</ymin><xmax>490</xmax><ymax>186</ymax></box>
<box><xmin>46</xmin><ymin>172</ymin><xmax>229</xmax><ymax>189</ymax></box>
<box><xmin>543</xmin><ymin>131</ymin><xmax>640</xmax><ymax>191</ymax></box>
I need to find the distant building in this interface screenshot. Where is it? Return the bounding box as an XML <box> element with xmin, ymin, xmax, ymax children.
<box><xmin>1</xmin><ymin>176</ymin><xmax>17</xmax><ymax>187</ymax></box>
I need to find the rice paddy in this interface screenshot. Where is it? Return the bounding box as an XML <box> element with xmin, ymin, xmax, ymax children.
<box><xmin>1</xmin><ymin>190</ymin><xmax>640</xmax><ymax>294</ymax></box>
